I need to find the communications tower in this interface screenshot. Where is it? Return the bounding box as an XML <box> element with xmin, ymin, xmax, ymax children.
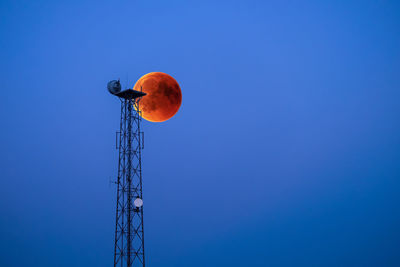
<box><xmin>108</xmin><ymin>80</ymin><xmax>147</xmax><ymax>267</ymax></box>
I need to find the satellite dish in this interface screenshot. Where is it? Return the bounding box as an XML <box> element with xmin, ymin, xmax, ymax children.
<box><xmin>134</xmin><ymin>198</ymin><xmax>143</xmax><ymax>208</ymax></box>
<box><xmin>107</xmin><ymin>80</ymin><xmax>121</xmax><ymax>95</ymax></box>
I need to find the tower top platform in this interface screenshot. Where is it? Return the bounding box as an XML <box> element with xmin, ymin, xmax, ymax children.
<box><xmin>115</xmin><ymin>89</ymin><xmax>147</xmax><ymax>100</ymax></box>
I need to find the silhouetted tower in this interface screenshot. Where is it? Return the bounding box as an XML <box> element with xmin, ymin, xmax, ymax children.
<box><xmin>108</xmin><ymin>80</ymin><xmax>147</xmax><ymax>267</ymax></box>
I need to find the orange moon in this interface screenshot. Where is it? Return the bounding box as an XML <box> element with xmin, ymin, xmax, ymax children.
<box><xmin>133</xmin><ymin>72</ymin><xmax>182</xmax><ymax>122</ymax></box>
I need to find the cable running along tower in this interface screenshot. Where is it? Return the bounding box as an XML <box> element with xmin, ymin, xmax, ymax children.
<box><xmin>108</xmin><ymin>80</ymin><xmax>147</xmax><ymax>267</ymax></box>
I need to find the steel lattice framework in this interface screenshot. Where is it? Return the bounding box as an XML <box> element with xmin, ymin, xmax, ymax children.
<box><xmin>114</xmin><ymin>90</ymin><xmax>145</xmax><ymax>267</ymax></box>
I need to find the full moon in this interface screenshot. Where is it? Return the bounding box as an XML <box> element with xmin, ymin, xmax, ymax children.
<box><xmin>133</xmin><ymin>72</ymin><xmax>182</xmax><ymax>122</ymax></box>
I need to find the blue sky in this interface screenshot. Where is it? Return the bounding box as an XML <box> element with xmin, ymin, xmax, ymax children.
<box><xmin>0</xmin><ymin>0</ymin><xmax>399</xmax><ymax>266</ymax></box>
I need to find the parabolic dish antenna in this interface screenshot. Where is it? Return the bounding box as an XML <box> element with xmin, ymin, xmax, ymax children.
<box><xmin>107</xmin><ymin>80</ymin><xmax>122</xmax><ymax>95</ymax></box>
<box><xmin>134</xmin><ymin>198</ymin><xmax>143</xmax><ymax>208</ymax></box>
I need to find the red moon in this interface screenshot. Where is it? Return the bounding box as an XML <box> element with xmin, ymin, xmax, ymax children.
<box><xmin>133</xmin><ymin>72</ymin><xmax>182</xmax><ymax>122</ymax></box>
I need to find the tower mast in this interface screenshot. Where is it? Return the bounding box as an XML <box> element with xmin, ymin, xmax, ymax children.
<box><xmin>113</xmin><ymin>88</ymin><xmax>146</xmax><ymax>267</ymax></box>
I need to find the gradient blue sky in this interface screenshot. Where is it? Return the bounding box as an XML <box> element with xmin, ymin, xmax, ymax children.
<box><xmin>1</xmin><ymin>0</ymin><xmax>400</xmax><ymax>266</ymax></box>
